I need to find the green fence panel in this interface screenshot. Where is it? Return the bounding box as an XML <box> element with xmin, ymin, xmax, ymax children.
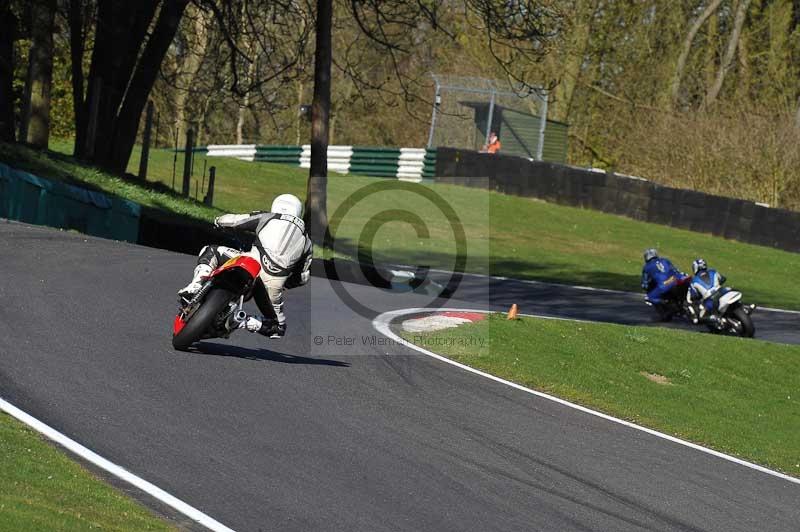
<box><xmin>0</xmin><ymin>163</ymin><xmax>141</xmax><ymax>242</ymax></box>
<box><xmin>351</xmin><ymin>153</ymin><xmax>401</xmax><ymax>161</ymax></box>
<box><xmin>350</xmin><ymin>157</ymin><xmax>402</xmax><ymax>166</ymax></box>
<box><xmin>0</xmin><ymin>163</ymin><xmax>12</xmax><ymax>218</ymax></box>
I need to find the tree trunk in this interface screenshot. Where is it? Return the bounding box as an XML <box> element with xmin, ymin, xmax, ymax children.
<box><xmin>236</xmin><ymin>57</ymin><xmax>257</xmax><ymax>144</ymax></box>
<box><xmin>670</xmin><ymin>0</ymin><xmax>723</xmax><ymax>108</ymax></box>
<box><xmin>735</xmin><ymin>29</ymin><xmax>750</xmax><ymax>101</ymax></box>
<box><xmin>705</xmin><ymin>0</ymin><xmax>751</xmax><ymax>107</ymax></box>
<box><xmin>20</xmin><ymin>0</ymin><xmax>56</xmax><ymax>148</ymax></box>
<box><xmin>795</xmin><ymin>96</ymin><xmax>800</xmax><ymax>129</ymax></box>
<box><xmin>305</xmin><ymin>0</ymin><xmax>332</xmax><ymax>245</ymax></box>
<box><xmin>0</xmin><ymin>3</ymin><xmax>17</xmax><ymax>142</ymax></box>
<box><xmin>235</xmin><ymin>102</ymin><xmax>247</xmax><ymax>145</ymax></box>
<box><xmin>80</xmin><ymin>0</ymin><xmax>158</xmax><ymax>162</ymax></box>
<box><xmin>173</xmin><ymin>4</ymin><xmax>210</xmax><ymax>148</ymax></box>
<box><xmin>68</xmin><ymin>0</ymin><xmax>87</xmax><ymax>156</ymax></box>
<box><xmin>703</xmin><ymin>10</ymin><xmax>719</xmax><ymax>96</ymax></box>
<box><xmin>295</xmin><ymin>80</ymin><xmax>304</xmax><ymax>145</ymax></box>
<box><xmin>553</xmin><ymin>0</ymin><xmax>596</xmax><ymax>122</ymax></box>
<box><xmin>106</xmin><ymin>0</ymin><xmax>189</xmax><ymax>174</ymax></box>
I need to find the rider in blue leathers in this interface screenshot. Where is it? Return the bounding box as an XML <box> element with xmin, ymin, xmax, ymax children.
<box><xmin>685</xmin><ymin>258</ymin><xmax>727</xmax><ymax>324</ymax></box>
<box><xmin>641</xmin><ymin>248</ymin><xmax>688</xmax><ymax>304</ymax></box>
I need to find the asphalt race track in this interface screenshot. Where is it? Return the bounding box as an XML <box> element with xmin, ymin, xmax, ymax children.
<box><xmin>1</xmin><ymin>220</ymin><xmax>799</xmax><ymax>531</ymax></box>
<box><xmin>424</xmin><ymin>270</ymin><xmax>800</xmax><ymax>346</ymax></box>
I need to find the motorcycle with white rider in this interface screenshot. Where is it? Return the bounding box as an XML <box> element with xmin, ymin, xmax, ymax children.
<box><xmin>172</xmin><ymin>193</ymin><xmax>312</xmax><ymax>350</ymax></box>
<box><xmin>685</xmin><ymin>258</ymin><xmax>757</xmax><ymax>338</ymax></box>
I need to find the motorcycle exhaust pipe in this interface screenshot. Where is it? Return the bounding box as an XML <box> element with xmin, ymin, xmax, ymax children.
<box><xmin>227</xmin><ymin>310</ymin><xmax>249</xmax><ymax>330</ymax></box>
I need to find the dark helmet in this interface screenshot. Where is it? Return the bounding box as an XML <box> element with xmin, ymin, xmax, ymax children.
<box><xmin>643</xmin><ymin>248</ymin><xmax>658</xmax><ymax>262</ymax></box>
<box><xmin>692</xmin><ymin>258</ymin><xmax>708</xmax><ymax>275</ymax></box>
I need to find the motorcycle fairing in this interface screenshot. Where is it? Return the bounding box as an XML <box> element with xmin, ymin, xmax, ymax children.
<box><xmin>211</xmin><ymin>255</ymin><xmax>261</xmax><ymax>279</ymax></box>
<box><xmin>173</xmin><ymin>256</ymin><xmax>260</xmax><ymax>337</ymax></box>
<box><xmin>718</xmin><ymin>290</ymin><xmax>742</xmax><ymax>313</ymax></box>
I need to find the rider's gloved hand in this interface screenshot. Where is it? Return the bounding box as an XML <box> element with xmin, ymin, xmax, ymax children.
<box><xmin>239</xmin><ymin>316</ymin><xmax>285</xmax><ymax>338</ymax></box>
<box><xmin>240</xmin><ymin>316</ymin><xmax>263</xmax><ymax>332</ymax></box>
<box><xmin>285</xmin><ymin>269</ymin><xmax>311</xmax><ymax>289</ymax></box>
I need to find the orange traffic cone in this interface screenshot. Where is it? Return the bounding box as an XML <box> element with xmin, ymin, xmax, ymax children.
<box><xmin>507</xmin><ymin>304</ymin><xmax>519</xmax><ymax>320</ymax></box>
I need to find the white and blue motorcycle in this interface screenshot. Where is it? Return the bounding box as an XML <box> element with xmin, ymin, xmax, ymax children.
<box><xmin>699</xmin><ymin>287</ymin><xmax>757</xmax><ymax>338</ymax></box>
<box><xmin>684</xmin><ymin>259</ymin><xmax>757</xmax><ymax>338</ymax></box>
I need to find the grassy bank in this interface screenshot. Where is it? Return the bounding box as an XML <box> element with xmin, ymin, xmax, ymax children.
<box><xmin>403</xmin><ymin>314</ymin><xmax>800</xmax><ymax>476</ymax></box>
<box><xmin>1</xmin><ymin>141</ymin><xmax>221</xmax><ymax>221</ymax></box>
<box><xmin>133</xmin><ymin>141</ymin><xmax>800</xmax><ymax>310</ymax></box>
<box><xmin>2</xmin><ymin>140</ymin><xmax>798</xmax><ymax>308</ymax></box>
<box><xmin>0</xmin><ymin>413</ymin><xmax>173</xmax><ymax>530</ymax></box>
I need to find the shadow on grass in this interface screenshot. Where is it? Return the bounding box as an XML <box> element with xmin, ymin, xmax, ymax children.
<box><xmin>191</xmin><ymin>341</ymin><xmax>351</xmax><ymax>367</ymax></box>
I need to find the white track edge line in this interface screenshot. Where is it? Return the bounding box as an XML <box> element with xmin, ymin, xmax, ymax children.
<box><xmin>421</xmin><ymin>267</ymin><xmax>800</xmax><ymax>315</ymax></box>
<box><xmin>0</xmin><ymin>397</ymin><xmax>237</xmax><ymax>532</ymax></box>
<box><xmin>372</xmin><ymin>307</ymin><xmax>800</xmax><ymax>487</ymax></box>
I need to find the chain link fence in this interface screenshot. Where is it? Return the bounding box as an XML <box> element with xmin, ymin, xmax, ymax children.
<box><xmin>426</xmin><ymin>75</ymin><xmax>548</xmax><ymax>160</ymax></box>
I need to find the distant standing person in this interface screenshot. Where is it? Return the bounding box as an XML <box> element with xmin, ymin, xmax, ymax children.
<box><xmin>481</xmin><ymin>131</ymin><xmax>501</xmax><ymax>154</ymax></box>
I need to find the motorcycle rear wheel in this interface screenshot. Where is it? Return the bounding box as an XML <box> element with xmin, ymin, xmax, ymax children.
<box><xmin>173</xmin><ymin>287</ymin><xmax>235</xmax><ymax>350</ymax></box>
<box><xmin>654</xmin><ymin>303</ymin><xmax>674</xmax><ymax>322</ymax></box>
<box><xmin>731</xmin><ymin>307</ymin><xmax>755</xmax><ymax>338</ymax></box>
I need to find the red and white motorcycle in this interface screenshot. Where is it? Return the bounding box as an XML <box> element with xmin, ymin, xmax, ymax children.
<box><xmin>172</xmin><ymin>255</ymin><xmax>261</xmax><ymax>350</ymax></box>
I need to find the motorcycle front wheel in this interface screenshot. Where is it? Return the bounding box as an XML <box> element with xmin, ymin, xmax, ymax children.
<box><xmin>172</xmin><ymin>287</ymin><xmax>235</xmax><ymax>350</ymax></box>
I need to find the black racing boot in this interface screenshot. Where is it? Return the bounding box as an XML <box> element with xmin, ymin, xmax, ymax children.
<box><xmin>258</xmin><ymin>321</ymin><xmax>286</xmax><ymax>339</ymax></box>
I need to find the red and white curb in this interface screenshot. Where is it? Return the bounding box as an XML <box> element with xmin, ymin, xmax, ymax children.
<box><xmin>401</xmin><ymin>311</ymin><xmax>486</xmax><ymax>333</ymax></box>
<box><xmin>373</xmin><ymin>307</ymin><xmax>800</xmax><ymax>487</ymax></box>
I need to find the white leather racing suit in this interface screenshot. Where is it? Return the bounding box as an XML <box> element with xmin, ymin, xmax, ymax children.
<box><xmin>197</xmin><ymin>211</ymin><xmax>312</xmax><ymax>327</ymax></box>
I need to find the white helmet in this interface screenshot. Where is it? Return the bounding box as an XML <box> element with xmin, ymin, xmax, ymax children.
<box><xmin>271</xmin><ymin>194</ymin><xmax>303</xmax><ymax>218</ymax></box>
<box><xmin>692</xmin><ymin>258</ymin><xmax>707</xmax><ymax>275</ymax></box>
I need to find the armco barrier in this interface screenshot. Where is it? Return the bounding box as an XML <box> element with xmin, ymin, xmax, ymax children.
<box><xmin>435</xmin><ymin>148</ymin><xmax>800</xmax><ymax>253</ymax></box>
<box><xmin>0</xmin><ymin>163</ymin><xmax>140</xmax><ymax>243</ymax></box>
<box><xmin>205</xmin><ymin>144</ymin><xmax>436</xmax><ymax>181</ymax></box>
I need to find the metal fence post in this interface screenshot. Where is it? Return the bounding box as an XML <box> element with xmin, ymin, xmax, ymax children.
<box><xmin>84</xmin><ymin>77</ymin><xmax>102</xmax><ymax>159</ymax></box>
<box><xmin>485</xmin><ymin>89</ymin><xmax>496</xmax><ymax>147</ymax></box>
<box><xmin>426</xmin><ymin>77</ymin><xmax>441</xmax><ymax>149</ymax></box>
<box><xmin>182</xmin><ymin>128</ymin><xmax>194</xmax><ymax>197</ymax></box>
<box><xmin>204</xmin><ymin>166</ymin><xmax>215</xmax><ymax>206</ymax></box>
<box><xmin>535</xmin><ymin>89</ymin><xmax>548</xmax><ymax>161</ymax></box>
<box><xmin>138</xmin><ymin>100</ymin><xmax>154</xmax><ymax>181</ymax></box>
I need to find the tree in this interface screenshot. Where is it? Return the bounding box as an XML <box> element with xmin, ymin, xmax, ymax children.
<box><xmin>670</xmin><ymin>0</ymin><xmax>723</xmax><ymax>108</ymax></box>
<box><xmin>105</xmin><ymin>0</ymin><xmax>190</xmax><ymax>171</ymax></box>
<box><xmin>305</xmin><ymin>0</ymin><xmax>331</xmax><ymax>244</ymax></box>
<box><xmin>70</xmin><ymin>0</ymin><xmax>190</xmax><ymax>172</ymax></box>
<box><xmin>20</xmin><ymin>0</ymin><xmax>57</xmax><ymax>148</ymax></box>
<box><xmin>0</xmin><ymin>1</ymin><xmax>18</xmax><ymax>142</ymax></box>
<box><xmin>301</xmin><ymin>0</ymin><xmax>564</xmax><ymax>244</ymax></box>
<box><xmin>67</xmin><ymin>0</ymin><xmax>93</xmax><ymax>154</ymax></box>
<box><xmin>705</xmin><ymin>0</ymin><xmax>751</xmax><ymax>107</ymax></box>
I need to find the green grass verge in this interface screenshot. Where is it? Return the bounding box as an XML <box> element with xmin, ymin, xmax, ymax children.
<box><xmin>403</xmin><ymin>314</ymin><xmax>800</xmax><ymax>476</ymax></box>
<box><xmin>2</xmin><ymin>139</ymin><xmax>798</xmax><ymax>309</ymax></box>
<box><xmin>0</xmin><ymin>413</ymin><xmax>173</xmax><ymax>530</ymax></box>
